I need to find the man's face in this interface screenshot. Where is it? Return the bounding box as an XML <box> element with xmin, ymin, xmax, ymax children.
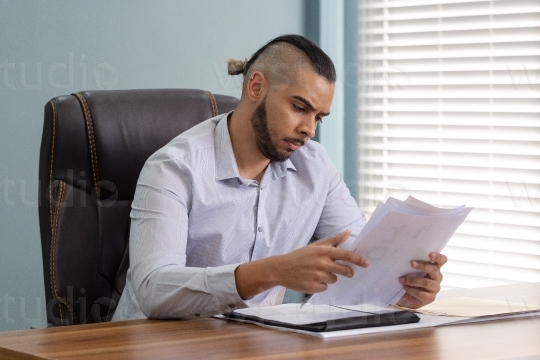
<box><xmin>250</xmin><ymin>69</ymin><xmax>334</xmax><ymax>162</ymax></box>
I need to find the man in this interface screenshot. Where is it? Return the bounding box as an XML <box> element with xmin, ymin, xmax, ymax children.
<box><xmin>112</xmin><ymin>35</ymin><xmax>446</xmax><ymax>321</ymax></box>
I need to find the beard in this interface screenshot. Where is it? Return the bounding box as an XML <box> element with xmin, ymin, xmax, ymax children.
<box><xmin>250</xmin><ymin>96</ymin><xmax>291</xmax><ymax>162</ymax></box>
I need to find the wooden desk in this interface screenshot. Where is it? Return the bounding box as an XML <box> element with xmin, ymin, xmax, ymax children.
<box><xmin>1</xmin><ymin>282</ymin><xmax>539</xmax><ymax>360</ymax></box>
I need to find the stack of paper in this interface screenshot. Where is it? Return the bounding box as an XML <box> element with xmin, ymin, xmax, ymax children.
<box><xmin>398</xmin><ymin>296</ymin><xmax>540</xmax><ymax>318</ymax></box>
<box><xmin>310</xmin><ymin>196</ymin><xmax>472</xmax><ymax>307</ymax></box>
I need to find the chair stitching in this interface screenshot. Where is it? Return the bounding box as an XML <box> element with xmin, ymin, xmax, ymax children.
<box><xmin>58</xmin><ymin>304</ymin><xmax>67</xmax><ymax>325</ymax></box>
<box><xmin>48</xmin><ymin>100</ymin><xmax>57</xmax><ymax>231</ymax></box>
<box><xmin>74</xmin><ymin>93</ymin><xmax>100</xmax><ymax>197</ymax></box>
<box><xmin>74</xmin><ymin>93</ymin><xmax>100</xmax><ymax>192</ymax></box>
<box><xmin>49</xmin><ymin>180</ymin><xmax>77</xmax><ymax>325</ymax></box>
<box><xmin>56</xmin><ymin>182</ymin><xmax>77</xmax><ymax>324</ymax></box>
<box><xmin>205</xmin><ymin>91</ymin><xmax>218</xmax><ymax>117</ymax></box>
<box><xmin>49</xmin><ymin>180</ymin><xmax>64</xmax><ymax>324</ymax></box>
<box><xmin>48</xmin><ymin>99</ymin><xmax>63</xmax><ymax>324</ymax></box>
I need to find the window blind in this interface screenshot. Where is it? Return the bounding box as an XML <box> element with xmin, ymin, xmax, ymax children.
<box><xmin>357</xmin><ymin>0</ymin><xmax>540</xmax><ymax>289</ymax></box>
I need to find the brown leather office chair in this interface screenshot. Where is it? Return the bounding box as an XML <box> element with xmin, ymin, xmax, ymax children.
<box><xmin>38</xmin><ymin>89</ymin><xmax>239</xmax><ymax>325</ymax></box>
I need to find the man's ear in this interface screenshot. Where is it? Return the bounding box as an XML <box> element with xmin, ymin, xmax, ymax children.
<box><xmin>246</xmin><ymin>71</ymin><xmax>266</xmax><ymax>103</ymax></box>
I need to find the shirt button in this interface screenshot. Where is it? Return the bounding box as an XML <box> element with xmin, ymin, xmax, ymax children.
<box><xmin>258</xmin><ymin>226</ymin><xmax>263</xmax><ymax>232</ymax></box>
<box><xmin>228</xmin><ymin>303</ymin><xmax>236</xmax><ymax>309</ymax></box>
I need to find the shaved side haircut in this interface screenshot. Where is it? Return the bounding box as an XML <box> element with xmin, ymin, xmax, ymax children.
<box><xmin>227</xmin><ymin>34</ymin><xmax>336</xmax><ymax>93</ymax></box>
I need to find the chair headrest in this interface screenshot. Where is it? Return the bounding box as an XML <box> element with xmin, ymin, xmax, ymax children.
<box><xmin>43</xmin><ymin>89</ymin><xmax>238</xmax><ymax>200</ymax></box>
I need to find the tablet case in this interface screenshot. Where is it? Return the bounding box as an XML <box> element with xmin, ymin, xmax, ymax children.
<box><xmin>225</xmin><ymin>309</ymin><xmax>419</xmax><ymax>332</ymax></box>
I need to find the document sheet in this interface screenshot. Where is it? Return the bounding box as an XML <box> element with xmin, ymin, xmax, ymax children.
<box><xmin>310</xmin><ymin>196</ymin><xmax>472</xmax><ymax>306</ymax></box>
<box><xmin>402</xmin><ymin>296</ymin><xmax>540</xmax><ymax>317</ymax></box>
<box><xmin>227</xmin><ymin>303</ymin><xmax>402</xmax><ymax>325</ymax></box>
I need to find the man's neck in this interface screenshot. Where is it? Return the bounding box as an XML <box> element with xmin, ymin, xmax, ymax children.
<box><xmin>227</xmin><ymin>108</ymin><xmax>270</xmax><ymax>183</ymax></box>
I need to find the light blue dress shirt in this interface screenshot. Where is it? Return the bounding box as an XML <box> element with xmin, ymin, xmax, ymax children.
<box><xmin>112</xmin><ymin>112</ymin><xmax>366</xmax><ymax>321</ymax></box>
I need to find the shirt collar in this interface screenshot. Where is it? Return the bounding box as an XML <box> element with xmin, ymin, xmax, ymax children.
<box><xmin>215</xmin><ymin>112</ymin><xmax>241</xmax><ymax>181</ymax></box>
<box><xmin>214</xmin><ymin>112</ymin><xmax>297</xmax><ymax>183</ymax></box>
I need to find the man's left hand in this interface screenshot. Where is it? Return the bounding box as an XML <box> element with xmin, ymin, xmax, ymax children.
<box><xmin>396</xmin><ymin>252</ymin><xmax>447</xmax><ymax>309</ymax></box>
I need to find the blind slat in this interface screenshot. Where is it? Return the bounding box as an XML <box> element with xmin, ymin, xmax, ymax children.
<box><xmin>363</xmin><ymin>64</ymin><xmax>540</xmax><ymax>73</ymax></box>
<box><xmin>361</xmin><ymin>22</ymin><xmax>540</xmax><ymax>35</ymax></box>
<box><xmin>362</xmin><ymin>35</ymin><xmax>540</xmax><ymax>48</ymax></box>
<box><xmin>362</xmin><ymin>105</ymin><xmax>540</xmax><ymax>113</ymax></box>
<box><xmin>362</xmin><ymin>92</ymin><xmax>540</xmax><ymax>99</ymax></box>
<box><xmin>361</xmin><ymin>49</ymin><xmax>540</xmax><ymax>61</ymax></box>
<box><xmin>361</xmin><ymin>0</ymin><xmax>494</xmax><ymax>10</ymax></box>
<box><xmin>364</xmin><ymin>8</ymin><xmax>540</xmax><ymax>22</ymax></box>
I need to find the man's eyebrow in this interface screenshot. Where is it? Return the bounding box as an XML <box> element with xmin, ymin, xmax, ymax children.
<box><xmin>292</xmin><ymin>96</ymin><xmax>330</xmax><ymax>117</ymax></box>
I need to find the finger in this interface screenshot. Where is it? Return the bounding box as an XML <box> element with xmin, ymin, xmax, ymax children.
<box><xmin>396</xmin><ymin>294</ymin><xmax>415</xmax><ymax>309</ymax></box>
<box><xmin>429</xmin><ymin>252</ymin><xmax>448</xmax><ymax>267</ymax></box>
<box><xmin>328</xmin><ymin>247</ymin><xmax>369</xmax><ymax>268</ymax></box>
<box><xmin>305</xmin><ymin>282</ymin><xmax>328</xmax><ymax>294</ymax></box>
<box><xmin>317</xmin><ymin>271</ymin><xmax>338</xmax><ymax>285</ymax></box>
<box><xmin>399</xmin><ymin>275</ymin><xmax>440</xmax><ymax>294</ymax></box>
<box><xmin>411</xmin><ymin>261</ymin><xmax>443</xmax><ymax>282</ymax></box>
<box><xmin>315</xmin><ymin>229</ymin><xmax>351</xmax><ymax>247</ymax></box>
<box><xmin>301</xmin><ymin>272</ymin><xmax>337</xmax><ymax>293</ymax></box>
<box><xmin>401</xmin><ymin>284</ymin><xmax>436</xmax><ymax>306</ymax></box>
<box><xmin>323</xmin><ymin>262</ymin><xmax>355</xmax><ymax>278</ymax></box>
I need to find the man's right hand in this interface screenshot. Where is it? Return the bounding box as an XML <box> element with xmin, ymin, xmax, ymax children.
<box><xmin>234</xmin><ymin>230</ymin><xmax>369</xmax><ymax>300</ymax></box>
<box><xmin>273</xmin><ymin>229</ymin><xmax>369</xmax><ymax>294</ymax></box>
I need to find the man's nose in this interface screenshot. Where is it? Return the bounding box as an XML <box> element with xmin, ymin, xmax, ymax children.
<box><xmin>298</xmin><ymin>118</ymin><xmax>316</xmax><ymax>139</ymax></box>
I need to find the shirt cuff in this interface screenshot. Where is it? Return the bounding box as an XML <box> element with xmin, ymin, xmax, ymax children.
<box><xmin>206</xmin><ymin>263</ymin><xmax>248</xmax><ymax>313</ymax></box>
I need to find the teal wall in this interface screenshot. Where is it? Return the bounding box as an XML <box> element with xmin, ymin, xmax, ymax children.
<box><xmin>0</xmin><ymin>0</ymin><xmax>306</xmax><ymax>332</ymax></box>
<box><xmin>343</xmin><ymin>0</ymin><xmax>359</xmax><ymax>201</ymax></box>
<box><xmin>308</xmin><ymin>0</ymin><xmax>358</xmax><ymax>201</ymax></box>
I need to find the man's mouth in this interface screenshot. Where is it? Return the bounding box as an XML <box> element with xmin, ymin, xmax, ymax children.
<box><xmin>285</xmin><ymin>139</ymin><xmax>304</xmax><ymax>151</ymax></box>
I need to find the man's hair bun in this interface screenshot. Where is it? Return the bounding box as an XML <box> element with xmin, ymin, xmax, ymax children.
<box><xmin>227</xmin><ymin>58</ymin><xmax>248</xmax><ymax>75</ymax></box>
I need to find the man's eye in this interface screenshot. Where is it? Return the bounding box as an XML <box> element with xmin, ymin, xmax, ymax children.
<box><xmin>316</xmin><ymin>117</ymin><xmax>323</xmax><ymax>124</ymax></box>
<box><xmin>293</xmin><ymin>104</ymin><xmax>305</xmax><ymax>112</ymax></box>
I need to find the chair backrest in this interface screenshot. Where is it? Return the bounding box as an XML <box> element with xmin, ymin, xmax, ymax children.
<box><xmin>38</xmin><ymin>89</ymin><xmax>239</xmax><ymax>325</ymax></box>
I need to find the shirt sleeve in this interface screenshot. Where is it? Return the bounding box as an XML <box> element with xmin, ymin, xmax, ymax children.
<box><xmin>127</xmin><ymin>152</ymin><xmax>247</xmax><ymax>319</ymax></box>
<box><xmin>312</xmin><ymin>150</ymin><xmax>366</xmax><ymax>249</ymax></box>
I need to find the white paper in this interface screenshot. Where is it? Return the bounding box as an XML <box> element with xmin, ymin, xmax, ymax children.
<box><xmin>310</xmin><ymin>196</ymin><xmax>472</xmax><ymax>306</ymax></box>
<box><xmin>409</xmin><ymin>296</ymin><xmax>540</xmax><ymax>317</ymax></box>
<box><xmin>228</xmin><ymin>303</ymin><xmax>400</xmax><ymax>325</ymax></box>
